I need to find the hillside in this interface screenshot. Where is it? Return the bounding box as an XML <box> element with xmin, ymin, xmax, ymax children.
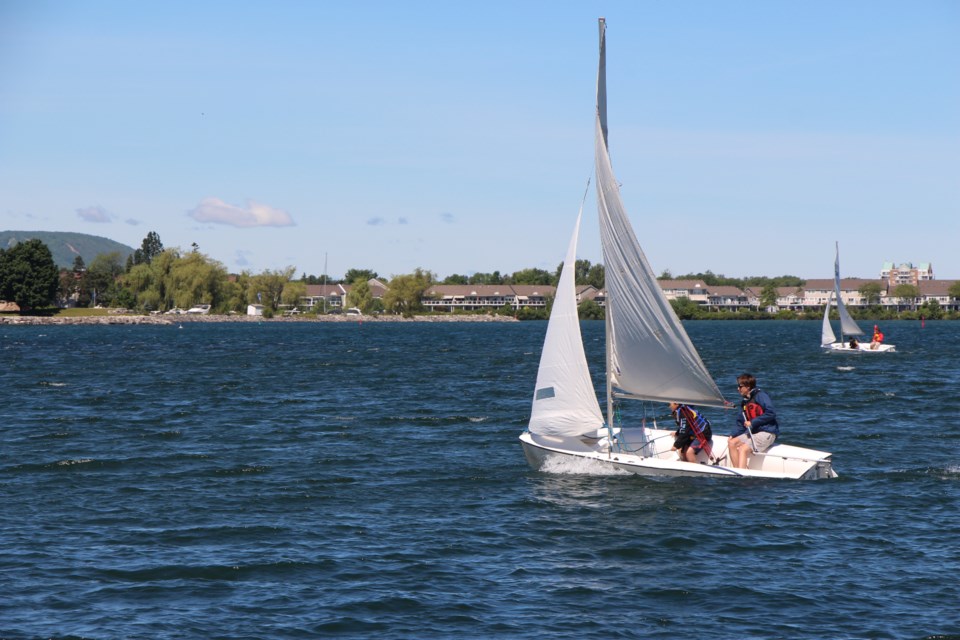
<box><xmin>0</xmin><ymin>231</ymin><xmax>135</xmax><ymax>269</ymax></box>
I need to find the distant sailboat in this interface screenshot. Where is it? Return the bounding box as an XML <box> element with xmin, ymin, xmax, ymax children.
<box><xmin>518</xmin><ymin>19</ymin><xmax>837</xmax><ymax>480</ymax></box>
<box><xmin>821</xmin><ymin>242</ymin><xmax>894</xmax><ymax>353</ymax></box>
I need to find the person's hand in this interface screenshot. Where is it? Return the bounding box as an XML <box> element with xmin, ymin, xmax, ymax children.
<box><xmin>744</xmin><ymin>421</ymin><xmax>752</xmax><ymax>429</ymax></box>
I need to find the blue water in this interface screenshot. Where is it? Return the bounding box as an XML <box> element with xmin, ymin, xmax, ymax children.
<box><xmin>1</xmin><ymin>320</ymin><xmax>958</xmax><ymax>639</ymax></box>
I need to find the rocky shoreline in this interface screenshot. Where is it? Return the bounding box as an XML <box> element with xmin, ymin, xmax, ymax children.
<box><xmin>0</xmin><ymin>312</ymin><xmax>519</xmax><ymax>326</ymax></box>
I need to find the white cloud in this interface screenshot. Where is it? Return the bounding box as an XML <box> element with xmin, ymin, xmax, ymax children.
<box><xmin>77</xmin><ymin>205</ymin><xmax>112</xmax><ymax>223</ymax></box>
<box><xmin>188</xmin><ymin>198</ymin><xmax>294</xmax><ymax>228</ymax></box>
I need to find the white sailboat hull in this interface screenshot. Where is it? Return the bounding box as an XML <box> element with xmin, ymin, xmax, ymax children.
<box><xmin>821</xmin><ymin>342</ymin><xmax>896</xmax><ymax>353</ymax></box>
<box><xmin>520</xmin><ymin>428</ymin><xmax>837</xmax><ymax>480</ymax></box>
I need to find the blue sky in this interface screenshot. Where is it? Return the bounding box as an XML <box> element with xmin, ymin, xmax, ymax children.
<box><xmin>2</xmin><ymin>1</ymin><xmax>958</xmax><ymax>281</ymax></box>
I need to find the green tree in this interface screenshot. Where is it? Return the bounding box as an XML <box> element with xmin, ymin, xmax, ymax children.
<box><xmin>168</xmin><ymin>251</ymin><xmax>228</xmax><ymax>310</ymax></box>
<box><xmin>892</xmin><ymin>284</ymin><xmax>920</xmax><ymax>311</ymax></box>
<box><xmin>511</xmin><ymin>267</ymin><xmax>553</xmax><ymax>285</ymax></box>
<box><xmin>344</xmin><ymin>268</ymin><xmax>379</xmax><ymax>284</ymax></box>
<box><xmin>759</xmin><ymin>283</ymin><xmax>779</xmax><ymax>311</ymax></box>
<box><xmin>220</xmin><ymin>273</ymin><xmax>250</xmax><ymax>313</ymax></box>
<box><xmin>131</xmin><ymin>231</ymin><xmax>164</xmax><ymax>267</ymax></box>
<box><xmin>578</xmin><ymin>298</ymin><xmax>604</xmax><ymax>320</ymax></box>
<box><xmin>383</xmin><ymin>268</ymin><xmax>433</xmax><ymax>317</ymax></box>
<box><xmin>468</xmin><ymin>271</ymin><xmax>502</xmax><ymax>285</ymax></box>
<box><xmin>586</xmin><ymin>263</ymin><xmax>605</xmax><ymax>290</ymax></box>
<box><xmin>0</xmin><ymin>238</ymin><xmax>60</xmax><ymax>311</ymax></box>
<box><xmin>443</xmin><ymin>273</ymin><xmax>468</xmax><ymax>284</ymax></box>
<box><xmin>948</xmin><ymin>281</ymin><xmax>960</xmax><ymax>304</ymax></box>
<box><xmin>919</xmin><ymin>298</ymin><xmax>943</xmax><ymax>320</ymax></box>
<box><xmin>83</xmin><ymin>252</ymin><xmax>126</xmax><ymax>307</ymax></box>
<box><xmin>346</xmin><ymin>278</ymin><xmax>374</xmax><ymax>312</ymax></box>
<box><xmin>859</xmin><ymin>282</ymin><xmax>883</xmax><ymax>306</ymax></box>
<box><xmin>281</xmin><ymin>280</ymin><xmax>307</xmax><ymax>310</ymax></box>
<box><xmin>670</xmin><ymin>297</ymin><xmax>702</xmax><ymax>320</ymax></box>
<box><xmin>249</xmin><ymin>267</ymin><xmax>296</xmax><ymax>311</ymax></box>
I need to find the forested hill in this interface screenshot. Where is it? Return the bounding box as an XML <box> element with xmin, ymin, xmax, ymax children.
<box><xmin>0</xmin><ymin>231</ymin><xmax>134</xmax><ymax>269</ymax></box>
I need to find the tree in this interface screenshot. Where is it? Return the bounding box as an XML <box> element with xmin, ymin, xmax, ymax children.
<box><xmin>382</xmin><ymin>268</ymin><xmax>433</xmax><ymax>317</ymax></box>
<box><xmin>670</xmin><ymin>297</ymin><xmax>702</xmax><ymax>320</ymax></box>
<box><xmin>0</xmin><ymin>238</ymin><xmax>59</xmax><ymax>311</ymax></box>
<box><xmin>346</xmin><ymin>278</ymin><xmax>374</xmax><ymax>312</ymax></box>
<box><xmin>83</xmin><ymin>252</ymin><xmax>126</xmax><ymax>307</ymax></box>
<box><xmin>949</xmin><ymin>281</ymin><xmax>960</xmax><ymax>305</ymax></box>
<box><xmin>344</xmin><ymin>268</ymin><xmax>379</xmax><ymax>284</ymax></box>
<box><xmin>281</xmin><ymin>280</ymin><xmax>307</xmax><ymax>310</ymax></box>
<box><xmin>586</xmin><ymin>263</ymin><xmax>605</xmax><ymax>290</ymax></box>
<box><xmin>859</xmin><ymin>282</ymin><xmax>883</xmax><ymax>306</ymax></box>
<box><xmin>892</xmin><ymin>284</ymin><xmax>920</xmax><ymax>311</ymax></box>
<box><xmin>129</xmin><ymin>231</ymin><xmax>164</xmax><ymax>269</ymax></box>
<box><xmin>510</xmin><ymin>267</ymin><xmax>553</xmax><ymax>285</ymax></box>
<box><xmin>468</xmin><ymin>271</ymin><xmax>502</xmax><ymax>285</ymax></box>
<box><xmin>167</xmin><ymin>251</ymin><xmax>228</xmax><ymax>309</ymax></box>
<box><xmin>249</xmin><ymin>267</ymin><xmax>296</xmax><ymax>311</ymax></box>
<box><xmin>443</xmin><ymin>274</ymin><xmax>468</xmax><ymax>284</ymax></box>
<box><xmin>577</xmin><ymin>299</ymin><xmax>604</xmax><ymax>320</ymax></box>
<box><xmin>760</xmin><ymin>283</ymin><xmax>779</xmax><ymax>311</ymax></box>
<box><xmin>919</xmin><ymin>298</ymin><xmax>943</xmax><ymax>320</ymax></box>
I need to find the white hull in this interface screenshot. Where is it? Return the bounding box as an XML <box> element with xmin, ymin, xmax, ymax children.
<box><xmin>519</xmin><ymin>428</ymin><xmax>837</xmax><ymax>480</ymax></box>
<box><xmin>821</xmin><ymin>342</ymin><xmax>896</xmax><ymax>353</ymax></box>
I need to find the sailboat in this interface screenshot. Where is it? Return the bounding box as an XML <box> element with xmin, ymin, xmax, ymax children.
<box><xmin>519</xmin><ymin>19</ymin><xmax>837</xmax><ymax>480</ymax></box>
<box><xmin>821</xmin><ymin>242</ymin><xmax>895</xmax><ymax>353</ymax></box>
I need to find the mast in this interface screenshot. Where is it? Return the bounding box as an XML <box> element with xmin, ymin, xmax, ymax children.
<box><xmin>597</xmin><ymin>17</ymin><xmax>614</xmax><ymax>431</ymax></box>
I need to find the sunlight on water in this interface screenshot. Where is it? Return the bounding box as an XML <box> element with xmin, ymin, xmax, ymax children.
<box><xmin>836</xmin><ymin>366</ymin><xmax>855</xmax><ymax>371</ymax></box>
<box><xmin>540</xmin><ymin>455</ymin><xmax>629</xmax><ymax>476</ymax></box>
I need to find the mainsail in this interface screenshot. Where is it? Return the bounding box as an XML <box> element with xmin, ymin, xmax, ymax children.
<box><xmin>528</xmin><ymin>204</ymin><xmax>604</xmax><ymax>437</ymax></box>
<box><xmin>833</xmin><ymin>242</ymin><xmax>864</xmax><ymax>337</ymax></box>
<box><xmin>594</xmin><ymin>19</ymin><xmax>726</xmax><ymax>409</ymax></box>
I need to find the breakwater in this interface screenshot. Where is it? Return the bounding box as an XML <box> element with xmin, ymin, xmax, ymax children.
<box><xmin>0</xmin><ymin>312</ymin><xmax>518</xmax><ymax>326</ymax></box>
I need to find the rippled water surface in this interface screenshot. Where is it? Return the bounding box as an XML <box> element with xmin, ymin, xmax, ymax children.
<box><xmin>2</xmin><ymin>320</ymin><xmax>958</xmax><ymax>639</ymax></box>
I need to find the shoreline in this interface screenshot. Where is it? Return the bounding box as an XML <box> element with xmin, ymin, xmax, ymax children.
<box><xmin>0</xmin><ymin>313</ymin><xmax>520</xmax><ymax>326</ymax></box>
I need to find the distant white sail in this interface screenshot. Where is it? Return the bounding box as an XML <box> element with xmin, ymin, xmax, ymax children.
<box><xmin>834</xmin><ymin>242</ymin><xmax>864</xmax><ymax>337</ymax></box>
<box><xmin>528</xmin><ymin>206</ymin><xmax>604</xmax><ymax>437</ymax></box>
<box><xmin>821</xmin><ymin>294</ymin><xmax>837</xmax><ymax>346</ymax></box>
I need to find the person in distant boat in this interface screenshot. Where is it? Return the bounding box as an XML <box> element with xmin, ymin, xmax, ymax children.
<box><xmin>870</xmin><ymin>325</ymin><xmax>884</xmax><ymax>350</ymax></box>
<box><xmin>728</xmin><ymin>373</ymin><xmax>779</xmax><ymax>469</ymax></box>
<box><xmin>848</xmin><ymin>337</ymin><xmax>859</xmax><ymax>350</ymax></box>
<box><xmin>669</xmin><ymin>402</ymin><xmax>713</xmax><ymax>463</ymax></box>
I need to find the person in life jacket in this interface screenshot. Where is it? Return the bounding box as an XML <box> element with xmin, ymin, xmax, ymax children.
<box><xmin>669</xmin><ymin>402</ymin><xmax>713</xmax><ymax>463</ymax></box>
<box><xmin>870</xmin><ymin>325</ymin><xmax>884</xmax><ymax>350</ymax></box>
<box><xmin>728</xmin><ymin>373</ymin><xmax>779</xmax><ymax>469</ymax></box>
